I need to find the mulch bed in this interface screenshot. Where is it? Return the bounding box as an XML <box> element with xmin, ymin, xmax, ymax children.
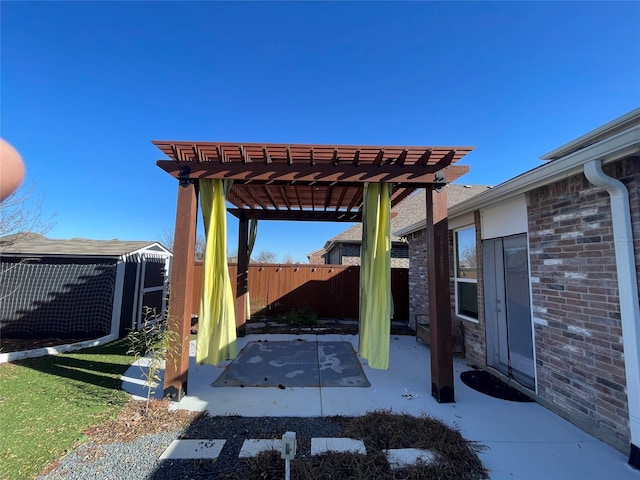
<box><xmin>40</xmin><ymin>399</ymin><xmax>489</xmax><ymax>479</ymax></box>
<box><xmin>460</xmin><ymin>369</ymin><xmax>534</xmax><ymax>402</ymax></box>
<box><xmin>215</xmin><ymin>410</ymin><xmax>488</xmax><ymax>480</ymax></box>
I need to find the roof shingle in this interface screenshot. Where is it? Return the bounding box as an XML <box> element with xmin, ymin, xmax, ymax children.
<box><xmin>0</xmin><ymin>237</ymin><xmax>170</xmax><ymax>257</ymax></box>
<box><xmin>322</xmin><ymin>184</ymin><xmax>491</xmax><ymax>246</ymax></box>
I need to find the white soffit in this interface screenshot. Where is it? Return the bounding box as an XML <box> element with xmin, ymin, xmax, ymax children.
<box><xmin>481</xmin><ymin>194</ymin><xmax>528</xmax><ymax>240</ymax></box>
<box><xmin>450</xmin><ymin>212</ymin><xmax>475</xmax><ymax>231</ymax></box>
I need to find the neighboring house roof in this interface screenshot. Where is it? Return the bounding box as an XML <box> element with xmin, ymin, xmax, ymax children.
<box><xmin>317</xmin><ymin>184</ymin><xmax>491</xmax><ymax>253</ymax></box>
<box><xmin>0</xmin><ymin>236</ymin><xmax>172</xmax><ymax>258</ymax></box>
<box><xmin>306</xmin><ymin>247</ymin><xmax>326</xmax><ymax>262</ymax></box>
<box><xmin>397</xmin><ymin>107</ymin><xmax>640</xmax><ymax>236</ymax></box>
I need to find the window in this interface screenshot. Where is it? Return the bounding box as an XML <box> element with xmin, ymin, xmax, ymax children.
<box><xmin>454</xmin><ymin>227</ymin><xmax>478</xmax><ymax>321</ymax></box>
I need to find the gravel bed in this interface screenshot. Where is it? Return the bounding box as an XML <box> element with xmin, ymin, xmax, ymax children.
<box><xmin>37</xmin><ymin>416</ymin><xmax>345</xmax><ymax>480</ymax></box>
<box><xmin>37</xmin><ymin>431</ymin><xmax>179</xmax><ymax>480</ymax></box>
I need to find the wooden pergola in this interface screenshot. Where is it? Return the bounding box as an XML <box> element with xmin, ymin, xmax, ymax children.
<box><xmin>155</xmin><ymin>141</ymin><xmax>473</xmax><ymax>403</ymax></box>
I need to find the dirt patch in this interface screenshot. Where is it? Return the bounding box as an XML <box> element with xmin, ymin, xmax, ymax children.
<box><xmin>0</xmin><ymin>337</ymin><xmax>96</xmax><ymax>353</ymax></box>
<box><xmin>83</xmin><ymin>398</ymin><xmax>202</xmax><ymax>444</ymax></box>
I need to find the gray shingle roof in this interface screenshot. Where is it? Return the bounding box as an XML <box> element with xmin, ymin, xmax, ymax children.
<box><xmin>0</xmin><ymin>236</ymin><xmax>170</xmax><ymax>257</ymax></box>
<box><xmin>323</xmin><ymin>184</ymin><xmax>491</xmax><ymax>245</ymax></box>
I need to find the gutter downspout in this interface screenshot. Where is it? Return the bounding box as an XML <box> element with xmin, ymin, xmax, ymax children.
<box><xmin>584</xmin><ymin>159</ymin><xmax>640</xmax><ymax>469</ymax></box>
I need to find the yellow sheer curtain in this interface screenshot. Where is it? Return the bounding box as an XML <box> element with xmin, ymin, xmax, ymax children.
<box><xmin>196</xmin><ymin>179</ymin><xmax>237</xmax><ymax>365</ymax></box>
<box><xmin>358</xmin><ymin>182</ymin><xmax>392</xmax><ymax>370</ymax></box>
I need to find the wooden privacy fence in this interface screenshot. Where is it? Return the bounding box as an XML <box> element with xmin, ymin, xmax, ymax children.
<box><xmin>192</xmin><ymin>263</ymin><xmax>409</xmax><ymax>321</ymax></box>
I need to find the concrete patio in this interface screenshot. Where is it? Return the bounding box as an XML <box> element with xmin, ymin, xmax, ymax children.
<box><xmin>122</xmin><ymin>333</ymin><xmax>639</xmax><ymax>479</ymax></box>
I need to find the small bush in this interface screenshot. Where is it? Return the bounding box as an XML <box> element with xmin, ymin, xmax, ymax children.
<box><xmin>126</xmin><ymin>308</ymin><xmax>179</xmax><ymax>412</ymax></box>
<box><xmin>285</xmin><ymin>307</ymin><xmax>319</xmax><ymax>326</ymax></box>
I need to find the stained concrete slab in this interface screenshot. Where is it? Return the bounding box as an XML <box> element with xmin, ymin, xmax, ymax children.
<box><xmin>159</xmin><ymin>439</ymin><xmax>226</xmax><ymax>460</ymax></box>
<box><xmin>211</xmin><ymin>340</ymin><xmax>369</xmax><ymax>388</ymax></box>
<box><xmin>318</xmin><ymin>342</ymin><xmax>370</xmax><ymax>387</ymax></box>
<box><xmin>311</xmin><ymin>438</ymin><xmax>366</xmax><ymax>455</ymax></box>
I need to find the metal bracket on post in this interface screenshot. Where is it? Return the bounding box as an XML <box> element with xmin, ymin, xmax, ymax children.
<box><xmin>178</xmin><ymin>166</ymin><xmax>192</xmax><ymax>188</ymax></box>
<box><xmin>434</xmin><ymin>170</ymin><xmax>446</xmax><ymax>192</ymax></box>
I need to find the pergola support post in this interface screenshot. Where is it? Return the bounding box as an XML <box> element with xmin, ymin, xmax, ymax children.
<box><xmin>163</xmin><ymin>180</ymin><xmax>198</xmax><ymax>401</ymax></box>
<box><xmin>426</xmin><ymin>185</ymin><xmax>455</xmax><ymax>403</ymax></box>
<box><xmin>235</xmin><ymin>212</ymin><xmax>249</xmax><ymax>336</ymax></box>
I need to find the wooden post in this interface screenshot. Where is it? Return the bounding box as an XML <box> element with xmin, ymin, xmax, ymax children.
<box><xmin>235</xmin><ymin>212</ymin><xmax>249</xmax><ymax>336</ymax></box>
<box><xmin>425</xmin><ymin>185</ymin><xmax>455</xmax><ymax>403</ymax></box>
<box><xmin>163</xmin><ymin>180</ymin><xmax>197</xmax><ymax>401</ymax></box>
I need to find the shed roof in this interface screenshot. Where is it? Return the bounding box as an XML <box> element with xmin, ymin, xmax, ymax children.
<box><xmin>0</xmin><ymin>237</ymin><xmax>171</xmax><ymax>257</ymax></box>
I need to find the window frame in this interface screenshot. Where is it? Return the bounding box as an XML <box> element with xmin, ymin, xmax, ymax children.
<box><xmin>453</xmin><ymin>225</ymin><xmax>479</xmax><ymax>323</ymax></box>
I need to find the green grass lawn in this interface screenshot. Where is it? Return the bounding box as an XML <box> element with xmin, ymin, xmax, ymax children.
<box><xmin>0</xmin><ymin>340</ymin><xmax>134</xmax><ymax>480</ymax></box>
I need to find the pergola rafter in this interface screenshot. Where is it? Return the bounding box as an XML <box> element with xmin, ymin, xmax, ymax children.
<box><xmin>262</xmin><ymin>186</ymin><xmax>280</xmax><ymax>210</ymax></box>
<box><xmin>324</xmin><ymin>186</ymin><xmax>332</xmax><ymax>211</ymax></box>
<box><xmin>278</xmin><ymin>186</ymin><xmax>292</xmax><ymax>210</ymax></box>
<box><xmin>227</xmin><ymin>187</ymin><xmax>253</xmax><ymax>209</ymax></box>
<box><xmin>154</xmin><ymin>140</ymin><xmax>474</xmax><ymax>405</ymax></box>
<box><xmin>335</xmin><ymin>186</ymin><xmax>348</xmax><ymax>212</ymax></box>
<box><xmin>156</xmin><ymin>142</ymin><xmax>472</xmax><ymax>223</ymax></box>
<box><xmin>245</xmin><ymin>185</ymin><xmax>267</xmax><ymax>210</ymax></box>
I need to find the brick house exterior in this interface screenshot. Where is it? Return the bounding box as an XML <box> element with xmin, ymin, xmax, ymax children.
<box><xmin>397</xmin><ymin>109</ymin><xmax>640</xmax><ymax>466</ymax></box>
<box><xmin>526</xmin><ymin>157</ymin><xmax>640</xmax><ymax>452</ymax></box>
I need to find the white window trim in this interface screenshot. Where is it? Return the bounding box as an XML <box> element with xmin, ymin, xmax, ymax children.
<box><xmin>454</xmin><ymin>226</ymin><xmax>479</xmax><ymax>323</ymax></box>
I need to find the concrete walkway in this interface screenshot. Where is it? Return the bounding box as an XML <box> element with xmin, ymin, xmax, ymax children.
<box><xmin>121</xmin><ymin>334</ymin><xmax>639</xmax><ymax>479</ymax></box>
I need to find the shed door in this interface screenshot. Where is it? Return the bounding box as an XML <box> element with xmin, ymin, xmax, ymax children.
<box><xmin>136</xmin><ymin>255</ymin><xmax>169</xmax><ymax>329</ymax></box>
<box><xmin>483</xmin><ymin>234</ymin><xmax>535</xmax><ymax>389</ymax></box>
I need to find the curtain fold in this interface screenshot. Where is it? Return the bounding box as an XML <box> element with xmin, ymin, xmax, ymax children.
<box><xmin>196</xmin><ymin>179</ymin><xmax>237</xmax><ymax>366</ymax></box>
<box><xmin>246</xmin><ymin>218</ymin><xmax>258</xmax><ymax>320</ymax></box>
<box><xmin>358</xmin><ymin>182</ymin><xmax>392</xmax><ymax>370</ymax></box>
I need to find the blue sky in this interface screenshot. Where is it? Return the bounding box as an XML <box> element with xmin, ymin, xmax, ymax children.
<box><xmin>2</xmin><ymin>1</ymin><xmax>639</xmax><ymax>263</ymax></box>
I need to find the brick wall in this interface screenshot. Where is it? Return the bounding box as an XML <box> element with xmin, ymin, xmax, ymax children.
<box><xmin>404</xmin><ymin>157</ymin><xmax>639</xmax><ymax>452</ymax></box>
<box><xmin>406</xmin><ymin>227</ymin><xmax>467</xmax><ymax>351</ymax></box>
<box><xmin>528</xmin><ymin>157</ymin><xmax>640</xmax><ymax>451</ymax></box>
<box><xmin>406</xmin><ymin>229</ymin><xmax>428</xmax><ymax>331</ymax></box>
<box><xmin>334</xmin><ymin>242</ymin><xmax>410</xmax><ymax>268</ymax></box>
<box><xmin>307</xmin><ymin>251</ymin><xmax>325</xmax><ymax>264</ymax></box>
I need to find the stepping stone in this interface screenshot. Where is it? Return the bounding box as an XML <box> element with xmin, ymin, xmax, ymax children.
<box><xmin>159</xmin><ymin>439</ymin><xmax>226</xmax><ymax>460</ymax></box>
<box><xmin>384</xmin><ymin>448</ymin><xmax>437</xmax><ymax>469</ymax></box>
<box><xmin>311</xmin><ymin>438</ymin><xmax>366</xmax><ymax>455</ymax></box>
<box><xmin>239</xmin><ymin>439</ymin><xmax>281</xmax><ymax>458</ymax></box>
